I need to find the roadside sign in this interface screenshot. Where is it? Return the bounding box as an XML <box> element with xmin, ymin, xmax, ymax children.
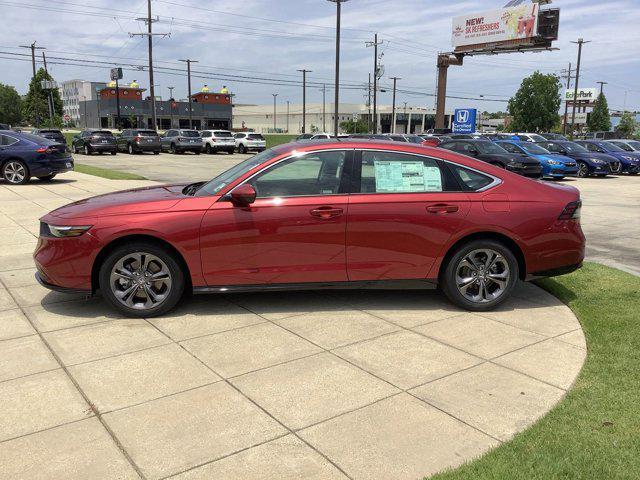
<box><xmin>110</xmin><ymin>67</ymin><xmax>123</xmax><ymax>81</ymax></box>
<box><xmin>453</xmin><ymin>108</ymin><xmax>477</xmax><ymax>133</ymax></box>
<box><xmin>565</xmin><ymin>112</ymin><xmax>588</xmax><ymax>124</ymax></box>
<box><xmin>565</xmin><ymin>88</ymin><xmax>597</xmax><ymax>102</ymax></box>
<box><xmin>63</xmin><ymin>114</ymin><xmax>70</xmax><ymax>121</ymax></box>
<box><xmin>40</xmin><ymin>80</ymin><xmax>57</xmax><ymax>89</ymax></box>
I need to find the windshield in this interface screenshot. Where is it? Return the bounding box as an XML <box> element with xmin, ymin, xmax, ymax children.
<box><xmin>405</xmin><ymin>135</ymin><xmax>424</xmax><ymax>144</ymax></box>
<box><xmin>521</xmin><ymin>143</ymin><xmax>551</xmax><ymax>155</ymax></box>
<box><xmin>248</xmin><ymin>134</ymin><xmax>264</xmax><ymax>140</ymax></box>
<box><xmin>627</xmin><ymin>141</ymin><xmax>640</xmax><ymax>150</ymax></box>
<box><xmin>135</xmin><ymin>130</ymin><xmax>157</xmax><ymax>137</ymax></box>
<box><xmin>476</xmin><ymin>142</ymin><xmax>508</xmax><ymax>154</ymax></box>
<box><xmin>181</xmin><ymin>131</ymin><xmax>201</xmax><ymax>138</ymax></box>
<box><xmin>195</xmin><ymin>149</ymin><xmax>280</xmax><ymax>196</ymax></box>
<box><xmin>560</xmin><ymin>142</ymin><xmax>588</xmax><ymax>153</ymax></box>
<box><xmin>20</xmin><ymin>133</ymin><xmax>56</xmax><ymax>145</ymax></box>
<box><xmin>601</xmin><ymin>142</ymin><xmax>624</xmax><ymax>152</ymax></box>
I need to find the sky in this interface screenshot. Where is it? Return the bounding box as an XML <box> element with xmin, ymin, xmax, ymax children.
<box><xmin>1</xmin><ymin>0</ymin><xmax>639</xmax><ymax>113</ymax></box>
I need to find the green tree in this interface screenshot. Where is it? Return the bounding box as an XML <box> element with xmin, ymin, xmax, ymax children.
<box><xmin>507</xmin><ymin>71</ymin><xmax>562</xmax><ymax>132</ymax></box>
<box><xmin>0</xmin><ymin>83</ymin><xmax>22</xmax><ymax>126</ymax></box>
<box><xmin>616</xmin><ymin>112</ymin><xmax>638</xmax><ymax>138</ymax></box>
<box><xmin>22</xmin><ymin>67</ymin><xmax>63</xmax><ymax>127</ymax></box>
<box><xmin>340</xmin><ymin>119</ymin><xmax>368</xmax><ymax>134</ymax></box>
<box><xmin>587</xmin><ymin>93</ymin><xmax>611</xmax><ymax>132</ymax></box>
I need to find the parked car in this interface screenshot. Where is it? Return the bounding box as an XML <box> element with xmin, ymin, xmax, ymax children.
<box><xmin>513</xmin><ymin>133</ymin><xmax>548</xmax><ymax>143</ymax></box>
<box><xmin>35</xmin><ymin>139</ymin><xmax>585</xmax><ymax>317</ymax></box>
<box><xmin>424</xmin><ymin>128</ymin><xmax>452</xmax><ymax>134</ymax></box>
<box><xmin>447</xmin><ymin>133</ymin><xmax>484</xmax><ymax>140</ymax></box>
<box><xmin>348</xmin><ymin>134</ymin><xmax>389</xmax><ymax>140</ymax></box>
<box><xmin>606</xmin><ymin>139</ymin><xmax>640</xmax><ymax>153</ymax></box>
<box><xmin>417</xmin><ymin>134</ymin><xmax>443</xmax><ymax>147</ymax></box>
<box><xmin>538</xmin><ymin>141</ymin><xmax>615</xmax><ymax>177</ymax></box>
<box><xmin>0</xmin><ymin>131</ymin><xmax>73</xmax><ymax>184</ymax></box>
<box><xmin>295</xmin><ymin>133</ymin><xmax>314</xmax><ymax>141</ymax></box>
<box><xmin>439</xmin><ymin>139</ymin><xmax>542</xmax><ymax>178</ymax></box>
<box><xmin>72</xmin><ymin>130</ymin><xmax>117</xmax><ymax>155</ymax></box>
<box><xmin>495</xmin><ymin>140</ymin><xmax>578</xmax><ymax>179</ymax></box>
<box><xmin>200</xmin><ymin>130</ymin><xmax>236</xmax><ymax>154</ymax></box>
<box><xmin>161</xmin><ymin>129</ymin><xmax>202</xmax><ymax>154</ymax></box>
<box><xmin>234</xmin><ymin>132</ymin><xmax>266</xmax><ymax>153</ymax></box>
<box><xmin>539</xmin><ymin>133</ymin><xmax>569</xmax><ymax>141</ymax></box>
<box><xmin>116</xmin><ymin>129</ymin><xmax>161</xmax><ymax>155</ymax></box>
<box><xmin>31</xmin><ymin>129</ymin><xmax>67</xmax><ymax>145</ymax></box>
<box><xmin>0</xmin><ymin>123</ymin><xmax>10</xmax><ymax>130</ymax></box>
<box><xmin>574</xmin><ymin>140</ymin><xmax>640</xmax><ymax>175</ymax></box>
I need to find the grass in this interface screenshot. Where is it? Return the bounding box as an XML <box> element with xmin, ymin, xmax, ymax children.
<box><xmin>74</xmin><ymin>163</ymin><xmax>147</xmax><ymax>180</ymax></box>
<box><xmin>63</xmin><ymin>131</ymin><xmax>78</xmax><ymax>145</ymax></box>
<box><xmin>429</xmin><ymin>262</ymin><xmax>640</xmax><ymax>480</ymax></box>
<box><xmin>263</xmin><ymin>134</ymin><xmax>297</xmax><ymax>148</ymax></box>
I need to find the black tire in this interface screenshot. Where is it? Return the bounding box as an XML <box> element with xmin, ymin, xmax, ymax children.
<box><xmin>128</xmin><ymin>143</ymin><xmax>135</xmax><ymax>155</ymax></box>
<box><xmin>194</xmin><ymin>150</ymin><xmax>201</xmax><ymax>155</ymax></box>
<box><xmin>153</xmin><ymin>150</ymin><xmax>160</xmax><ymax>155</ymax></box>
<box><xmin>205</xmin><ymin>144</ymin><xmax>212</xmax><ymax>154</ymax></box>
<box><xmin>73</xmin><ymin>144</ymin><xmax>79</xmax><ymax>154</ymax></box>
<box><xmin>170</xmin><ymin>143</ymin><xmax>178</xmax><ymax>154</ymax></box>
<box><xmin>37</xmin><ymin>174</ymin><xmax>57</xmax><ymax>181</ymax></box>
<box><xmin>99</xmin><ymin>241</ymin><xmax>185</xmax><ymax>318</ymax></box>
<box><xmin>84</xmin><ymin>145</ymin><xmax>91</xmax><ymax>156</ymax></box>
<box><xmin>2</xmin><ymin>159</ymin><xmax>31</xmax><ymax>185</ymax></box>
<box><xmin>111</xmin><ymin>150</ymin><xmax>117</xmax><ymax>156</ymax></box>
<box><xmin>238</xmin><ymin>144</ymin><xmax>246</xmax><ymax>154</ymax></box>
<box><xmin>440</xmin><ymin>239</ymin><xmax>519</xmax><ymax>312</ymax></box>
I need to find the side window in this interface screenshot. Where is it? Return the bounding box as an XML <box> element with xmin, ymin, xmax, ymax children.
<box><xmin>249</xmin><ymin>150</ymin><xmax>347</xmax><ymax>198</ymax></box>
<box><xmin>202</xmin><ymin>131</ymin><xmax>211</xmax><ymax>138</ymax></box>
<box><xmin>500</xmin><ymin>143</ymin><xmax>520</xmax><ymax>154</ymax></box>
<box><xmin>460</xmin><ymin>142</ymin><xmax>477</xmax><ymax>153</ymax></box>
<box><xmin>0</xmin><ymin>134</ymin><xmax>19</xmax><ymax>146</ymax></box>
<box><xmin>449</xmin><ymin>164</ymin><xmax>495</xmax><ymax>192</ymax></box>
<box><xmin>359</xmin><ymin>151</ymin><xmax>444</xmax><ymax>194</ymax></box>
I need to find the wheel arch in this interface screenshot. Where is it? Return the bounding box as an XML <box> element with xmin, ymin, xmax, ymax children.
<box><xmin>438</xmin><ymin>231</ymin><xmax>527</xmax><ymax>282</ymax></box>
<box><xmin>1</xmin><ymin>157</ymin><xmax>31</xmax><ymax>173</ymax></box>
<box><xmin>91</xmin><ymin>234</ymin><xmax>192</xmax><ymax>293</ymax></box>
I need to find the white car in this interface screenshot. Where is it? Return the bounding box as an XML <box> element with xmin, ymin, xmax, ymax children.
<box><xmin>513</xmin><ymin>133</ymin><xmax>547</xmax><ymax>143</ymax></box>
<box><xmin>200</xmin><ymin>130</ymin><xmax>236</xmax><ymax>154</ymax></box>
<box><xmin>234</xmin><ymin>132</ymin><xmax>267</xmax><ymax>154</ymax></box>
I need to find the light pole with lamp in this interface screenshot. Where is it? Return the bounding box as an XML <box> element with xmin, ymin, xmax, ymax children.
<box><xmin>327</xmin><ymin>0</ymin><xmax>349</xmax><ymax>136</ymax></box>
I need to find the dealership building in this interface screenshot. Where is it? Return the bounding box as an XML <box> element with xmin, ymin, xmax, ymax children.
<box><xmin>232</xmin><ymin>103</ymin><xmax>454</xmax><ymax>134</ymax></box>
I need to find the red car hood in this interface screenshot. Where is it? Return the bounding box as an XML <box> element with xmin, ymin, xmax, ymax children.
<box><xmin>46</xmin><ymin>184</ymin><xmax>188</xmax><ymax>219</ymax></box>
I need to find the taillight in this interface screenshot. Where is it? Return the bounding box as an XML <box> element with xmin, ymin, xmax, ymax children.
<box><xmin>36</xmin><ymin>147</ymin><xmax>54</xmax><ymax>154</ymax></box>
<box><xmin>558</xmin><ymin>201</ymin><xmax>581</xmax><ymax>221</ymax></box>
<box><xmin>134</xmin><ymin>136</ymin><xmax>142</xmax><ymax>142</ymax></box>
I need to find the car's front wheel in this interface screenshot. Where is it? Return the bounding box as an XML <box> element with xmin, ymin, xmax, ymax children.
<box><xmin>577</xmin><ymin>162</ymin><xmax>589</xmax><ymax>177</ymax></box>
<box><xmin>2</xmin><ymin>160</ymin><xmax>30</xmax><ymax>184</ymax></box>
<box><xmin>99</xmin><ymin>242</ymin><xmax>185</xmax><ymax>318</ymax></box>
<box><xmin>238</xmin><ymin>144</ymin><xmax>246</xmax><ymax>154</ymax></box>
<box><xmin>440</xmin><ymin>240</ymin><xmax>518</xmax><ymax>311</ymax></box>
<box><xmin>128</xmin><ymin>143</ymin><xmax>135</xmax><ymax>155</ymax></box>
<box><xmin>84</xmin><ymin>145</ymin><xmax>91</xmax><ymax>156</ymax></box>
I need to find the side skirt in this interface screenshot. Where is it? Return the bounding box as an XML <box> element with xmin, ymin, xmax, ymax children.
<box><xmin>193</xmin><ymin>279</ymin><xmax>438</xmax><ymax>295</ymax></box>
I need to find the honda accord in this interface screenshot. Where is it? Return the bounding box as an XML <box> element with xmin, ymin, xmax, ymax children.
<box><xmin>34</xmin><ymin>140</ymin><xmax>585</xmax><ymax>317</ymax></box>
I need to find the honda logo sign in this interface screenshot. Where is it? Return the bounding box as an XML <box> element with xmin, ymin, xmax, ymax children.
<box><xmin>453</xmin><ymin>108</ymin><xmax>477</xmax><ymax>133</ymax></box>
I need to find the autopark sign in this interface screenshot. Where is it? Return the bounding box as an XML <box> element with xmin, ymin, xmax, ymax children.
<box><xmin>452</xmin><ymin>3</ymin><xmax>540</xmax><ymax>48</ymax></box>
<box><xmin>453</xmin><ymin>109</ymin><xmax>477</xmax><ymax>133</ymax></box>
<box><xmin>565</xmin><ymin>88</ymin><xmax>598</xmax><ymax>102</ymax></box>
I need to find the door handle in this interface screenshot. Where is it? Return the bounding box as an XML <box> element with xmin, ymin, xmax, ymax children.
<box><xmin>310</xmin><ymin>206</ymin><xmax>344</xmax><ymax>219</ymax></box>
<box><xmin>426</xmin><ymin>204</ymin><xmax>459</xmax><ymax>214</ymax></box>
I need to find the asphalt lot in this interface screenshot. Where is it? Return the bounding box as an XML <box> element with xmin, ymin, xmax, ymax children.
<box><xmin>0</xmin><ymin>171</ymin><xmax>586</xmax><ymax>479</ymax></box>
<box><xmin>77</xmin><ymin>151</ymin><xmax>640</xmax><ymax>276</ymax></box>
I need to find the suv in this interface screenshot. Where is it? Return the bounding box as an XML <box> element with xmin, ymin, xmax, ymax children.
<box><xmin>31</xmin><ymin>129</ymin><xmax>67</xmax><ymax>145</ymax></box>
<box><xmin>234</xmin><ymin>132</ymin><xmax>266</xmax><ymax>153</ymax></box>
<box><xmin>200</xmin><ymin>130</ymin><xmax>236</xmax><ymax>154</ymax></box>
<box><xmin>161</xmin><ymin>129</ymin><xmax>202</xmax><ymax>155</ymax></box>
<box><xmin>117</xmin><ymin>129</ymin><xmax>161</xmax><ymax>155</ymax></box>
<box><xmin>72</xmin><ymin>130</ymin><xmax>117</xmax><ymax>155</ymax></box>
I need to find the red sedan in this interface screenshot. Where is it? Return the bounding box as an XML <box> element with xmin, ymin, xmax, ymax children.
<box><xmin>35</xmin><ymin>140</ymin><xmax>585</xmax><ymax>317</ymax></box>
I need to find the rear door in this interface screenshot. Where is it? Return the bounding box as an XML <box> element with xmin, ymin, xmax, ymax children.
<box><xmin>346</xmin><ymin>149</ymin><xmax>471</xmax><ymax>281</ymax></box>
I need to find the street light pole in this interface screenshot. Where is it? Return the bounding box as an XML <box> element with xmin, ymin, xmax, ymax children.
<box><xmin>570</xmin><ymin>38</ymin><xmax>590</xmax><ymax>134</ymax></box>
<box><xmin>390</xmin><ymin>76</ymin><xmax>401</xmax><ymax>134</ymax></box>
<box><xmin>366</xmin><ymin>33</ymin><xmax>383</xmax><ymax>134</ymax></box>
<box><xmin>596</xmin><ymin>81</ymin><xmax>608</xmax><ymax>95</ymax></box>
<box><xmin>328</xmin><ymin>0</ymin><xmax>349</xmax><ymax>137</ymax></box>
<box><xmin>297</xmin><ymin>69</ymin><xmax>312</xmax><ymax>133</ymax></box>
<box><xmin>179</xmin><ymin>59</ymin><xmax>198</xmax><ymax>129</ymax></box>
<box><xmin>321</xmin><ymin>84</ymin><xmax>327</xmax><ymax>132</ymax></box>
<box><xmin>286</xmin><ymin>100</ymin><xmax>290</xmax><ymax>133</ymax></box>
<box><xmin>272</xmin><ymin>94</ymin><xmax>278</xmax><ymax>132</ymax></box>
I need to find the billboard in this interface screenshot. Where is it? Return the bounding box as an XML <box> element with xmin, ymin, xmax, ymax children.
<box><xmin>452</xmin><ymin>3</ymin><xmax>540</xmax><ymax>49</ymax></box>
<box><xmin>565</xmin><ymin>112</ymin><xmax>588</xmax><ymax>125</ymax></box>
<box><xmin>565</xmin><ymin>88</ymin><xmax>598</xmax><ymax>102</ymax></box>
<box><xmin>453</xmin><ymin>109</ymin><xmax>477</xmax><ymax>133</ymax></box>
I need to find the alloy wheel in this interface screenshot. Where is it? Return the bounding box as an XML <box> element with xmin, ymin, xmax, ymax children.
<box><xmin>455</xmin><ymin>249</ymin><xmax>510</xmax><ymax>304</ymax></box>
<box><xmin>84</xmin><ymin>145</ymin><xmax>90</xmax><ymax>156</ymax></box>
<box><xmin>3</xmin><ymin>161</ymin><xmax>27</xmax><ymax>184</ymax></box>
<box><xmin>577</xmin><ymin>162</ymin><xmax>588</xmax><ymax>177</ymax></box>
<box><xmin>109</xmin><ymin>252</ymin><xmax>172</xmax><ymax>310</ymax></box>
<box><xmin>128</xmin><ymin>144</ymin><xmax>134</xmax><ymax>154</ymax></box>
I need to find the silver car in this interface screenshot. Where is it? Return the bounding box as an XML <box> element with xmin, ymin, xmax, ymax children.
<box><xmin>234</xmin><ymin>132</ymin><xmax>267</xmax><ymax>154</ymax></box>
<box><xmin>161</xmin><ymin>129</ymin><xmax>203</xmax><ymax>154</ymax></box>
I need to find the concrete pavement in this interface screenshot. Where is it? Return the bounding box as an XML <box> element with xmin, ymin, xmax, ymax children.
<box><xmin>0</xmin><ymin>172</ymin><xmax>586</xmax><ymax>479</ymax></box>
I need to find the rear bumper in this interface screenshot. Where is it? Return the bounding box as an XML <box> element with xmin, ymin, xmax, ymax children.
<box><xmin>528</xmin><ymin>262</ymin><xmax>583</xmax><ymax>280</ymax></box>
<box><xmin>134</xmin><ymin>143</ymin><xmax>161</xmax><ymax>152</ymax></box>
<box><xmin>30</xmin><ymin>158</ymin><xmax>74</xmax><ymax>176</ymax></box>
<box><xmin>89</xmin><ymin>144</ymin><xmax>117</xmax><ymax>152</ymax></box>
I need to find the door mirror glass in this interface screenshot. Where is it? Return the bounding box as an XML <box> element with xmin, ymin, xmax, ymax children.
<box><xmin>230</xmin><ymin>183</ymin><xmax>257</xmax><ymax>206</ymax></box>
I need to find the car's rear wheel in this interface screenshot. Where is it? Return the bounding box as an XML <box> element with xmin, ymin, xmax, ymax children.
<box><xmin>37</xmin><ymin>174</ymin><xmax>57</xmax><ymax>181</ymax></box>
<box><xmin>3</xmin><ymin>160</ymin><xmax>30</xmax><ymax>185</ymax></box>
<box><xmin>577</xmin><ymin>162</ymin><xmax>589</xmax><ymax>177</ymax></box>
<box><xmin>128</xmin><ymin>143</ymin><xmax>135</xmax><ymax>155</ymax></box>
<box><xmin>99</xmin><ymin>242</ymin><xmax>185</xmax><ymax>318</ymax></box>
<box><xmin>441</xmin><ymin>240</ymin><xmax>518</xmax><ymax>311</ymax></box>
<box><xmin>84</xmin><ymin>145</ymin><xmax>91</xmax><ymax>156</ymax></box>
<box><xmin>170</xmin><ymin>143</ymin><xmax>178</xmax><ymax>154</ymax></box>
<box><xmin>111</xmin><ymin>150</ymin><xmax>117</xmax><ymax>156</ymax></box>
<box><xmin>73</xmin><ymin>144</ymin><xmax>79</xmax><ymax>154</ymax></box>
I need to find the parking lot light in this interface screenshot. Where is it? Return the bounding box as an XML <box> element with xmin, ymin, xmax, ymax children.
<box><xmin>328</xmin><ymin>0</ymin><xmax>349</xmax><ymax>137</ymax></box>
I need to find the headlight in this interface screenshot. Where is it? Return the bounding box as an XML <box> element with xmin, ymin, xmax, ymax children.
<box><xmin>622</xmin><ymin>156</ymin><xmax>637</xmax><ymax>162</ymax></box>
<box><xmin>547</xmin><ymin>160</ymin><xmax>563</xmax><ymax>165</ymax></box>
<box><xmin>591</xmin><ymin>158</ymin><xmax>604</xmax><ymax>164</ymax></box>
<box><xmin>41</xmin><ymin>223</ymin><xmax>92</xmax><ymax>238</ymax></box>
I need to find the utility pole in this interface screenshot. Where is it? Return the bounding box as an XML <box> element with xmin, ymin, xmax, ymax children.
<box><xmin>297</xmin><ymin>69</ymin><xmax>312</xmax><ymax>133</ymax></box>
<box><xmin>328</xmin><ymin>0</ymin><xmax>349</xmax><ymax>136</ymax></box>
<box><xmin>570</xmin><ymin>38</ymin><xmax>590</xmax><ymax>134</ymax></box>
<box><xmin>596</xmin><ymin>81</ymin><xmax>608</xmax><ymax>95</ymax></box>
<box><xmin>390</xmin><ymin>76</ymin><xmax>401</xmax><ymax>134</ymax></box>
<box><xmin>320</xmin><ymin>84</ymin><xmax>327</xmax><ymax>132</ymax></box>
<box><xmin>435</xmin><ymin>53</ymin><xmax>464</xmax><ymax>129</ymax></box>
<box><xmin>41</xmin><ymin>51</ymin><xmax>54</xmax><ymax>124</ymax></box>
<box><xmin>560</xmin><ymin>63</ymin><xmax>573</xmax><ymax>135</ymax></box>
<box><xmin>366</xmin><ymin>34</ymin><xmax>383</xmax><ymax>133</ymax></box>
<box><xmin>367</xmin><ymin>73</ymin><xmax>372</xmax><ymax>133</ymax></box>
<box><xmin>20</xmin><ymin>41</ymin><xmax>45</xmax><ymax>126</ymax></box>
<box><xmin>179</xmin><ymin>59</ymin><xmax>198</xmax><ymax>129</ymax></box>
<box><xmin>286</xmin><ymin>100</ymin><xmax>290</xmax><ymax>133</ymax></box>
<box><xmin>272</xmin><ymin>94</ymin><xmax>278</xmax><ymax>132</ymax></box>
<box><xmin>130</xmin><ymin>1</ymin><xmax>169</xmax><ymax>130</ymax></box>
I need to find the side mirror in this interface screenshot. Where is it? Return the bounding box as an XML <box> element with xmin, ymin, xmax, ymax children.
<box><xmin>468</xmin><ymin>148</ymin><xmax>479</xmax><ymax>156</ymax></box>
<box><xmin>230</xmin><ymin>184</ymin><xmax>256</xmax><ymax>207</ymax></box>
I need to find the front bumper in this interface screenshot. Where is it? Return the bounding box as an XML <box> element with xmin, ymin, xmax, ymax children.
<box><xmin>507</xmin><ymin>164</ymin><xmax>542</xmax><ymax>178</ymax></box>
<box><xmin>35</xmin><ymin>271</ymin><xmax>91</xmax><ymax>295</ymax></box>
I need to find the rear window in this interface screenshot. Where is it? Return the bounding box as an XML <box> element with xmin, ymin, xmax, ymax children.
<box><xmin>213</xmin><ymin>131</ymin><xmax>233</xmax><ymax>138</ymax></box>
<box><xmin>135</xmin><ymin>130</ymin><xmax>157</xmax><ymax>137</ymax></box>
<box><xmin>17</xmin><ymin>133</ymin><xmax>55</xmax><ymax>145</ymax></box>
<box><xmin>180</xmin><ymin>131</ymin><xmax>201</xmax><ymax>138</ymax></box>
<box><xmin>40</xmin><ymin>129</ymin><xmax>62</xmax><ymax>134</ymax></box>
<box><xmin>248</xmin><ymin>134</ymin><xmax>264</xmax><ymax>140</ymax></box>
<box><xmin>92</xmin><ymin>131</ymin><xmax>114</xmax><ymax>137</ymax></box>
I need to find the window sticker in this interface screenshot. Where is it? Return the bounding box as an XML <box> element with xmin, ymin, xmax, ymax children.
<box><xmin>373</xmin><ymin>161</ymin><xmax>442</xmax><ymax>192</ymax></box>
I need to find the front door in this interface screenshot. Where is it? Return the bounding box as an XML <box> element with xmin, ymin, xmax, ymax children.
<box><xmin>346</xmin><ymin>150</ymin><xmax>471</xmax><ymax>281</ymax></box>
<box><xmin>200</xmin><ymin>149</ymin><xmax>352</xmax><ymax>286</ymax></box>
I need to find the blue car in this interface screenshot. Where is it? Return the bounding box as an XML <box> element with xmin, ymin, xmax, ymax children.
<box><xmin>538</xmin><ymin>141</ymin><xmax>615</xmax><ymax>177</ymax></box>
<box><xmin>0</xmin><ymin>131</ymin><xmax>73</xmax><ymax>185</ymax></box>
<box><xmin>575</xmin><ymin>140</ymin><xmax>640</xmax><ymax>175</ymax></box>
<box><xmin>494</xmin><ymin>140</ymin><xmax>579</xmax><ymax>179</ymax></box>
